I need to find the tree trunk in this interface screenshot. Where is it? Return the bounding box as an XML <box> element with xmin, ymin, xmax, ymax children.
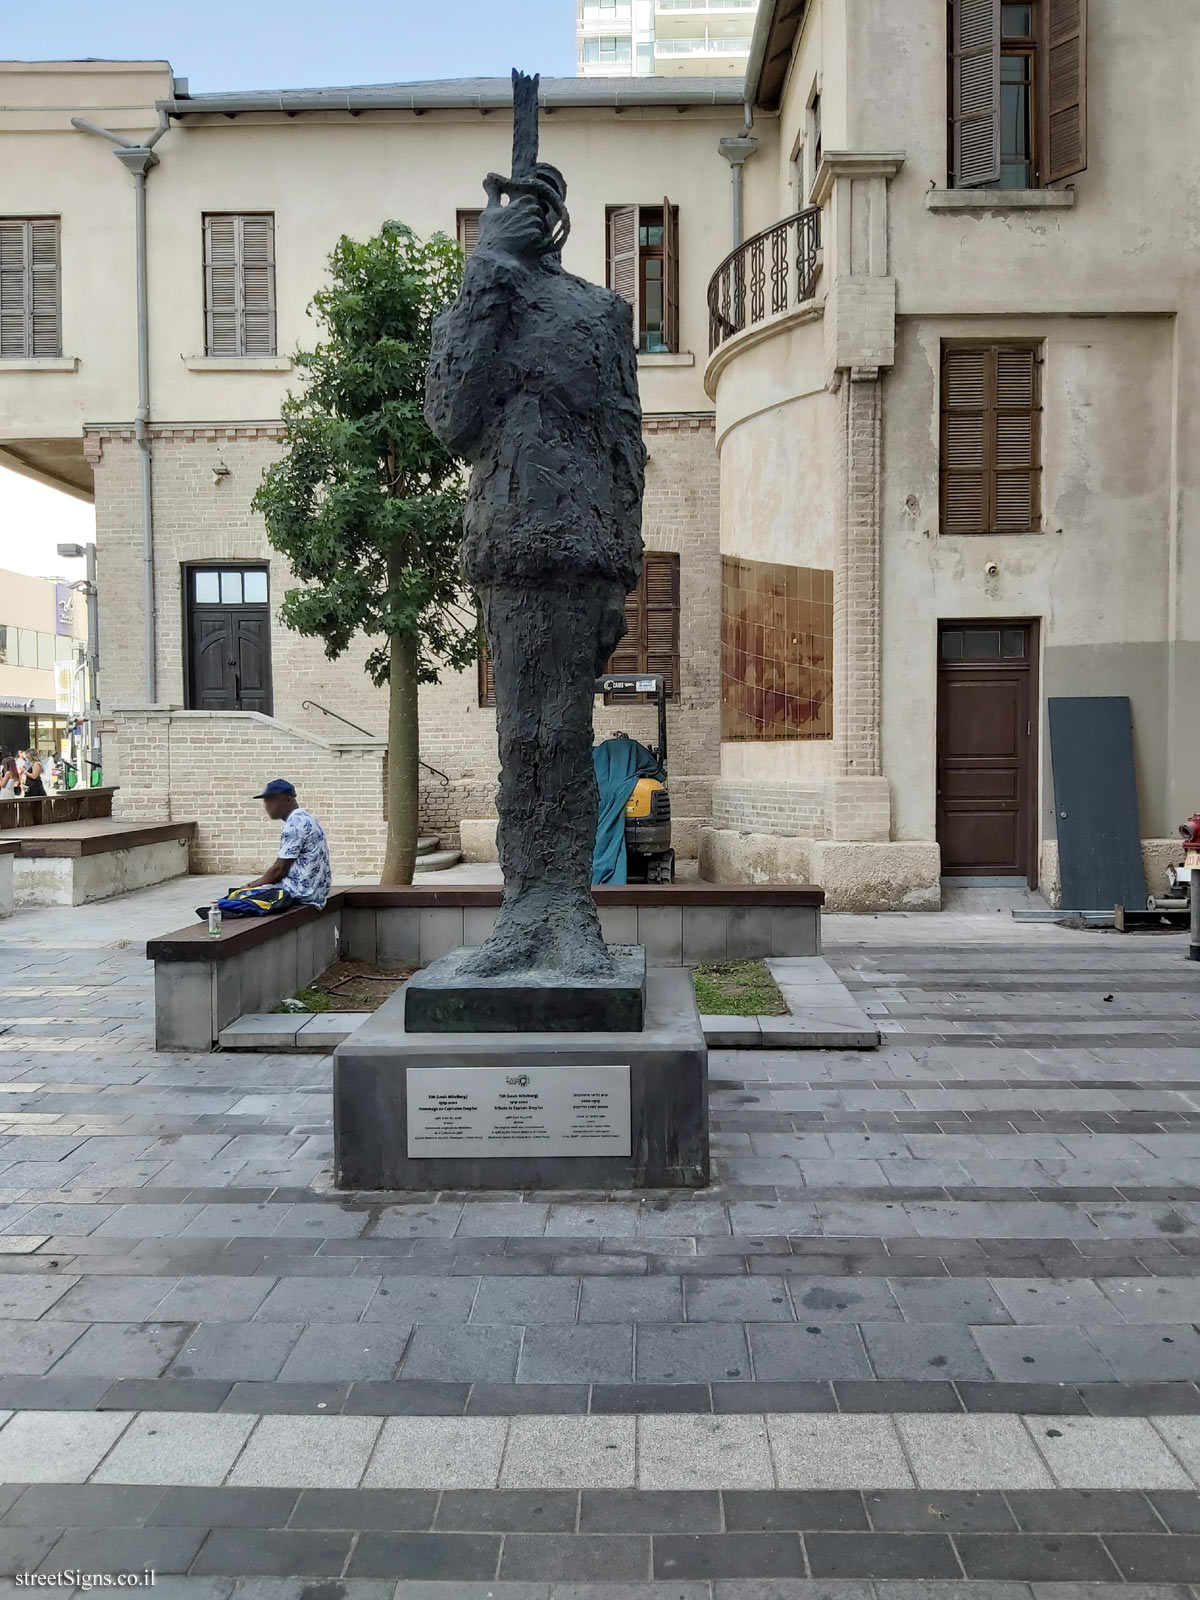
<box><xmin>382</xmin><ymin>630</ymin><xmax>420</xmax><ymax>885</ymax></box>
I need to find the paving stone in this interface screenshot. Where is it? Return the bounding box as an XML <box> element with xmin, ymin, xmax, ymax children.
<box><xmin>403</xmin><ymin>1324</ymin><xmax>523</xmax><ymax>1383</ymax></box>
<box><xmin>169</xmin><ymin>1323</ymin><xmax>302</xmax><ymax>1382</ymax></box>
<box><xmin>0</xmin><ymin>1273</ymin><xmax>77</xmax><ymax>1318</ymax></box>
<box><xmin>864</xmin><ymin>1488</ymin><xmax>1016</xmax><ymax>1532</ymax></box>
<box><xmin>787</xmin><ymin>1277</ymin><xmax>902</xmax><ymax>1323</ymax></box>
<box><xmin>747</xmin><ymin>1324</ymin><xmax>870</xmax><ymax>1381</ymax></box>
<box><xmin>437</xmin><ymin>1488</ymin><xmax>578</xmax><ymax>1532</ymax></box>
<box><xmin>502</xmin><ymin>1415</ymin><xmax>635</xmax><ymax>1488</ymax></box>
<box><xmin>654</xmin><ymin>1531</ymin><xmax>806</xmax><ymax>1578</ymax></box>
<box><xmin>804</xmin><ymin>1530</ymin><xmax>959</xmax><ymax>1579</ymax></box>
<box><xmin>3</xmin><ymin>1483</ymin><xmax>165</xmax><ymax>1528</ymax></box>
<box><xmin>500</xmin><ymin>1532</ymin><xmax>651</xmax><ymax>1581</ymax></box>
<box><xmin>896</xmin><ymin>1414</ymin><xmax>1053</xmax><ymax>1489</ymax></box>
<box><xmin>362</xmin><ymin>1415</ymin><xmax>507</xmax><ymax>1488</ymax></box>
<box><xmin>149</xmin><ymin>1486</ymin><xmax>300</xmax><ymax>1528</ymax></box>
<box><xmin>862</xmin><ymin>1322</ymin><xmax>993</xmax><ymax>1380</ymax></box>
<box><xmin>1103</xmin><ymin>1535</ymin><xmax>1200</xmax><ymax>1583</ymax></box>
<box><xmin>227</xmin><ymin>1415</ymin><xmax>382</xmax><ymax>1488</ymax></box>
<box><xmin>888</xmin><ymin>1277</ymin><xmax>1012</xmax><ymax>1324</ymax></box>
<box><xmin>0</xmin><ymin>1318</ymin><xmax>87</xmax><ymax>1376</ymax></box>
<box><xmin>578</xmin><ymin>1277</ymin><xmax>684</xmax><ymax>1323</ymax></box>
<box><xmin>347</xmin><ymin>1530</ymin><xmax>501</xmax><ymax>1579</ymax></box>
<box><xmin>470</xmin><ymin>1276</ymin><xmax>580</xmax><ymax>1324</ymax></box>
<box><xmin>765</xmin><ymin>1415</ymin><xmax>913</xmax><ymax>1489</ymax></box>
<box><xmin>252</xmin><ymin>1275</ymin><xmax>378</xmax><ymax>1323</ymax></box>
<box><xmin>519</xmin><ymin>1325</ymin><xmax>634</xmax><ymax>1384</ymax></box>
<box><xmin>637</xmin><ymin>1414</ymin><xmax>772</xmax><ymax>1490</ymax></box>
<box><xmin>361</xmin><ymin>1274</ymin><xmax>478</xmax><ymax>1323</ymax></box>
<box><xmin>1006</xmin><ymin>1487</ymin><xmax>1166</xmax><ymax>1532</ymax></box>
<box><xmin>50</xmin><ymin>1320</ymin><xmax>193</xmax><ymax>1379</ymax></box>
<box><xmin>955</xmin><ymin>1531</ymin><xmax>1121</xmax><ymax>1581</ymax></box>
<box><xmin>193</xmin><ymin>1528</ymin><xmax>353</xmax><ymax>1577</ymax></box>
<box><xmin>88</xmin><ymin>1408</ymin><xmax>254</xmax><ymax>1486</ymax></box>
<box><xmin>684</xmin><ymin>1277</ymin><xmax>794</xmax><ymax>1322</ymax></box>
<box><xmin>150</xmin><ymin>1274</ymin><xmax>275</xmax><ymax>1322</ymax></box>
<box><xmin>277</xmin><ymin>1323</ymin><xmax>413</xmax><ymax>1382</ymax></box>
<box><xmin>971</xmin><ymin>1325</ymin><xmax>1114</xmax><ymax>1382</ymax></box>
<box><xmin>1090</xmin><ymin>1323</ymin><xmax>1200</xmax><ymax>1381</ymax></box>
<box><xmin>1024</xmin><ymin>1414</ymin><xmax>1194</xmax><ymax>1489</ymax></box>
<box><xmin>579</xmin><ymin>1489</ymin><xmax>722</xmax><ymax>1533</ymax></box>
<box><xmin>0</xmin><ymin>1408</ymin><xmax>132</xmax><ymax>1481</ymax></box>
<box><xmin>723</xmin><ymin>1490</ymin><xmax>869</xmax><ymax>1532</ymax></box>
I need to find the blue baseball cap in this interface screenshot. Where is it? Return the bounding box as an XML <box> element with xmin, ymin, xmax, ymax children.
<box><xmin>253</xmin><ymin>778</ymin><xmax>296</xmax><ymax>798</ymax></box>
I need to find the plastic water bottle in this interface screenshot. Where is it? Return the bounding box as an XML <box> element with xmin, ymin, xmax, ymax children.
<box><xmin>208</xmin><ymin>902</ymin><xmax>222</xmax><ymax>939</ymax></box>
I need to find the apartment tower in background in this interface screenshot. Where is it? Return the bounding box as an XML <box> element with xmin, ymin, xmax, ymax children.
<box><xmin>576</xmin><ymin>0</ymin><xmax>757</xmax><ymax>76</ymax></box>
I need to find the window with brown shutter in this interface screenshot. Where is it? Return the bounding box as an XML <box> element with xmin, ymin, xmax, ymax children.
<box><xmin>940</xmin><ymin>342</ymin><xmax>1042</xmax><ymax>534</ymax></box>
<box><xmin>948</xmin><ymin>0</ymin><xmax>1086</xmax><ymax>188</ymax></box>
<box><xmin>478</xmin><ymin>551</ymin><xmax>680</xmax><ymax>706</ymax></box>
<box><xmin>457</xmin><ymin>210</ymin><xmax>482</xmax><ymax>258</ymax></box>
<box><xmin>0</xmin><ymin>218</ymin><xmax>61</xmax><ymax>358</ymax></box>
<box><xmin>606</xmin><ymin>204</ymin><xmax>680</xmax><ymax>353</ymax></box>
<box><xmin>204</xmin><ymin>213</ymin><xmax>276</xmax><ymax>357</ymax></box>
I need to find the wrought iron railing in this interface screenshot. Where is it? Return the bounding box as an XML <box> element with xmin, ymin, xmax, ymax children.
<box><xmin>707</xmin><ymin>205</ymin><xmax>822</xmax><ymax>356</ymax></box>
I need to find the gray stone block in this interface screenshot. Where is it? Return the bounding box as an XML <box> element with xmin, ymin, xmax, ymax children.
<box><xmin>155</xmin><ymin>964</ymin><xmax>216</xmax><ymax>1052</ymax></box>
<box><xmin>377</xmin><ymin>908</ymin><xmax>420</xmax><ymax>964</ymax></box>
<box><xmin>219</xmin><ymin>1015</ymin><xmax>301</xmax><ymax>1050</ymax></box>
<box><xmin>313</xmin><ymin>911</ymin><xmax>339</xmax><ymax>971</ymax></box>
<box><xmin>727</xmin><ymin>906</ymin><xmax>773</xmax><ymax>959</ymax></box>
<box><xmin>418</xmin><ymin>908</ymin><xmax>465</xmax><ymax>964</ymax></box>
<box><xmin>598</xmin><ymin>906</ymin><xmax>638</xmax><ymax>945</ymax></box>
<box><xmin>295</xmin><ymin>1014</ymin><xmax>368</xmax><ymax>1051</ymax></box>
<box><xmin>334</xmin><ymin>967</ymin><xmax>708</xmax><ymax>1191</ymax></box>
<box><xmin>701</xmin><ymin>1016</ymin><xmax>763</xmax><ymax>1049</ymax></box>
<box><xmin>405</xmin><ymin>945</ymin><xmax>646</xmax><ymax>1034</ymax></box>
<box><xmin>771</xmin><ymin>905</ymin><xmax>821</xmax><ymax>956</ymax></box>
<box><xmin>637</xmin><ymin>906</ymin><xmax>683</xmax><ymax>965</ymax></box>
<box><xmin>758</xmin><ymin>1013</ymin><xmax>880</xmax><ymax>1050</ymax></box>
<box><xmin>294</xmin><ymin>920</ymin><xmax>316</xmax><ymax>987</ymax></box>
<box><xmin>463</xmin><ymin>907</ymin><xmax>499</xmax><ymax>947</ymax></box>
<box><xmin>213</xmin><ymin>955</ymin><xmax>245</xmax><ymax>1035</ymax></box>
<box><xmin>682</xmin><ymin>906</ymin><xmax>727</xmax><ymax>964</ymax></box>
<box><xmin>341</xmin><ymin>907</ymin><xmax>378</xmax><ymax>964</ymax></box>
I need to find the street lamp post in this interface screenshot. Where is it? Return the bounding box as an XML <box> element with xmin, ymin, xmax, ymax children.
<box><xmin>56</xmin><ymin>542</ymin><xmax>100</xmax><ymax>783</ymax></box>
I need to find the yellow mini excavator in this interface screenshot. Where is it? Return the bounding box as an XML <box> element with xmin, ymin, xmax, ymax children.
<box><xmin>594</xmin><ymin>673</ymin><xmax>675</xmax><ymax>884</ymax></box>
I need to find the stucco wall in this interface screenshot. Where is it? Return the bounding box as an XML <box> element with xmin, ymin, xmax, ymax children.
<box><xmin>881</xmin><ymin>314</ymin><xmax>1177</xmax><ymax>846</ymax></box>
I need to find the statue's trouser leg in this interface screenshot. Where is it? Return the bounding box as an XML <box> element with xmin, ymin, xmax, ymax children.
<box><xmin>477</xmin><ymin>577</ymin><xmax>626</xmax><ymax>973</ymax></box>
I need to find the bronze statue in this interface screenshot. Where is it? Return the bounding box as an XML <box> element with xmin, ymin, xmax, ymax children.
<box><xmin>426</xmin><ymin>70</ymin><xmax>646</xmax><ymax>981</ymax></box>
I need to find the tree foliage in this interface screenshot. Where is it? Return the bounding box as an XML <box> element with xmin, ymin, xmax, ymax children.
<box><xmin>253</xmin><ymin>222</ymin><xmax>477</xmax><ymax>689</ymax></box>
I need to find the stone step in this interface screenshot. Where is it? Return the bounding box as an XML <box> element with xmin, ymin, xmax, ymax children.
<box><xmin>412</xmin><ymin>848</ymin><xmax>464</xmax><ymax>872</ymax></box>
<box><xmin>415</xmin><ymin>836</ymin><xmax>440</xmax><ymax>855</ymax></box>
<box><xmin>219</xmin><ymin>1012</ymin><xmax>368</xmax><ymax>1050</ymax></box>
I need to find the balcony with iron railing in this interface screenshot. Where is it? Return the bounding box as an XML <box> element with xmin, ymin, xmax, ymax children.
<box><xmin>707</xmin><ymin>205</ymin><xmax>822</xmax><ymax>357</ymax></box>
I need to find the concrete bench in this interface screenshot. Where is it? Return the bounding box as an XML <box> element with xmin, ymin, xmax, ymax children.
<box><xmin>5</xmin><ymin>818</ymin><xmax>195</xmax><ymax>907</ymax></box>
<box><xmin>0</xmin><ymin>838</ymin><xmax>15</xmax><ymax>919</ymax></box>
<box><xmin>147</xmin><ymin>883</ymin><xmax>825</xmax><ymax>1051</ymax></box>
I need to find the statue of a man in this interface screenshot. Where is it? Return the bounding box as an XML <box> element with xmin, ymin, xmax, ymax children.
<box><xmin>425</xmin><ymin>71</ymin><xmax>646</xmax><ymax>981</ymax></box>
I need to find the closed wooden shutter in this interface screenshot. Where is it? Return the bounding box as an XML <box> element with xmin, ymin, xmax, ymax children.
<box><xmin>204</xmin><ymin>214</ymin><xmax>276</xmax><ymax>357</ymax></box>
<box><xmin>1040</xmin><ymin>0</ymin><xmax>1087</xmax><ymax>183</ymax></box>
<box><xmin>457</xmin><ymin>210</ymin><xmax>482</xmax><ymax>258</ymax></box>
<box><xmin>941</xmin><ymin>343</ymin><xmax>1041</xmax><ymax>533</ymax></box>
<box><xmin>0</xmin><ymin>219</ymin><xmax>60</xmax><ymax>358</ymax></box>
<box><xmin>478</xmin><ymin>645</ymin><xmax>495</xmax><ymax>707</ymax></box>
<box><xmin>993</xmin><ymin>345</ymin><xmax>1040</xmax><ymax>530</ymax></box>
<box><xmin>605</xmin><ymin>552</ymin><xmax>680</xmax><ymax>697</ymax></box>
<box><xmin>240</xmin><ymin>216</ymin><xmax>276</xmax><ymax>356</ymax></box>
<box><xmin>662</xmin><ymin>199</ymin><xmax>679</xmax><ymax>355</ymax></box>
<box><xmin>950</xmin><ymin>0</ymin><xmax>1001</xmax><ymax>187</ymax></box>
<box><xmin>607</xmin><ymin>205</ymin><xmax>639</xmax><ymax>332</ymax></box>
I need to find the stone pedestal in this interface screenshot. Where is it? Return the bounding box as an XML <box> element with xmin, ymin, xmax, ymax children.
<box><xmin>333</xmin><ymin>966</ymin><xmax>709</xmax><ymax>1190</ymax></box>
<box><xmin>404</xmin><ymin>944</ymin><xmax>646</xmax><ymax>1033</ymax></box>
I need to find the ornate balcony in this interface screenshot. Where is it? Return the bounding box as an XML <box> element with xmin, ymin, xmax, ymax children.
<box><xmin>707</xmin><ymin>205</ymin><xmax>821</xmax><ymax>355</ymax></box>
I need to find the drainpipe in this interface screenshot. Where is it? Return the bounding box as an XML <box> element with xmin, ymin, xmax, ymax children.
<box><xmin>71</xmin><ymin>112</ymin><xmax>169</xmax><ymax>704</ymax></box>
<box><xmin>718</xmin><ymin>101</ymin><xmax>758</xmax><ymax>247</ymax></box>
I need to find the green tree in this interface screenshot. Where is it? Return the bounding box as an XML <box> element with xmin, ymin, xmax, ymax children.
<box><xmin>253</xmin><ymin>222</ymin><xmax>477</xmax><ymax>884</ymax></box>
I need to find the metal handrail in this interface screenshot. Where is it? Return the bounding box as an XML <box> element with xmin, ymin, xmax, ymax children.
<box><xmin>302</xmin><ymin>698</ymin><xmax>450</xmax><ymax>784</ymax></box>
<box><xmin>707</xmin><ymin>205</ymin><xmax>822</xmax><ymax>356</ymax></box>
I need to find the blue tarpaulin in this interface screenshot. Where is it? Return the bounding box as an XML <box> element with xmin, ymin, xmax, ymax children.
<box><xmin>592</xmin><ymin>737</ymin><xmax>663</xmax><ymax>885</ymax></box>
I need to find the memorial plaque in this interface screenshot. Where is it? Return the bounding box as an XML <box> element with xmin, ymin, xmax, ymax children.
<box><xmin>406</xmin><ymin>1064</ymin><xmax>631</xmax><ymax>1158</ymax></box>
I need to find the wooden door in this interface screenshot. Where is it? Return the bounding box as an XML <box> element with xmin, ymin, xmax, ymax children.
<box><xmin>186</xmin><ymin>567</ymin><xmax>273</xmax><ymax>715</ymax></box>
<box><xmin>936</xmin><ymin>621</ymin><xmax>1036</xmax><ymax>880</ymax></box>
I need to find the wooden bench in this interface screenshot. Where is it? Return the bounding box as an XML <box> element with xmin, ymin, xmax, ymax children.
<box><xmin>147</xmin><ymin>882</ymin><xmax>826</xmax><ymax>1050</ymax></box>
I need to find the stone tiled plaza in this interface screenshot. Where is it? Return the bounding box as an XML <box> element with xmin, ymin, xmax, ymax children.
<box><xmin>2</xmin><ymin>881</ymin><xmax>1200</xmax><ymax>1595</ymax></box>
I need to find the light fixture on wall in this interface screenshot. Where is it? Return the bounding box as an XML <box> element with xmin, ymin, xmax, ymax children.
<box><xmin>212</xmin><ymin>459</ymin><xmax>231</xmax><ymax>485</ymax></box>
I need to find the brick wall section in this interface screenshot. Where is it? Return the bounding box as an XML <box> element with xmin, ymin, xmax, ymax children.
<box><xmin>832</xmin><ymin>372</ymin><xmax>883</xmax><ymax>781</ymax></box>
<box><xmin>711</xmin><ymin>782</ymin><xmax>826</xmax><ymax>836</ymax></box>
<box><xmin>111</xmin><ymin>706</ymin><xmax>387</xmax><ymax>874</ymax></box>
<box><xmin>91</xmin><ymin>414</ymin><xmax>720</xmax><ymax>852</ymax></box>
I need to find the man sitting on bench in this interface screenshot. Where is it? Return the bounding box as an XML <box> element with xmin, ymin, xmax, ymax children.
<box><xmin>242</xmin><ymin>778</ymin><xmax>331</xmax><ymax>910</ymax></box>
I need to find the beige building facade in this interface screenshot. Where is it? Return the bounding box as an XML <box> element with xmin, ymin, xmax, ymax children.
<box><xmin>0</xmin><ymin>568</ymin><xmax>86</xmax><ymax>758</ymax></box>
<box><xmin>0</xmin><ymin>2</ymin><xmax>1195</xmax><ymax>905</ymax></box>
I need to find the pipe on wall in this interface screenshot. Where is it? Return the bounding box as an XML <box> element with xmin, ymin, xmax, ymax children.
<box><xmin>71</xmin><ymin>112</ymin><xmax>169</xmax><ymax>704</ymax></box>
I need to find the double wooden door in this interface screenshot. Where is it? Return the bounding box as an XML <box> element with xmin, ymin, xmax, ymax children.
<box><xmin>186</xmin><ymin>566</ymin><xmax>273</xmax><ymax>716</ymax></box>
<box><xmin>936</xmin><ymin>621</ymin><xmax>1037</xmax><ymax>880</ymax></box>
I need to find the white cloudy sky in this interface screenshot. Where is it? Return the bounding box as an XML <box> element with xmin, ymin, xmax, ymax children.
<box><xmin>0</xmin><ymin>467</ymin><xmax>95</xmax><ymax>584</ymax></box>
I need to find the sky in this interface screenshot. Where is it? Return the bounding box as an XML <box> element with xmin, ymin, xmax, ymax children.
<box><xmin>0</xmin><ymin>0</ymin><xmax>577</xmax><ymax>94</ymax></box>
<box><xmin>0</xmin><ymin>0</ymin><xmax>577</xmax><ymax>582</ymax></box>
